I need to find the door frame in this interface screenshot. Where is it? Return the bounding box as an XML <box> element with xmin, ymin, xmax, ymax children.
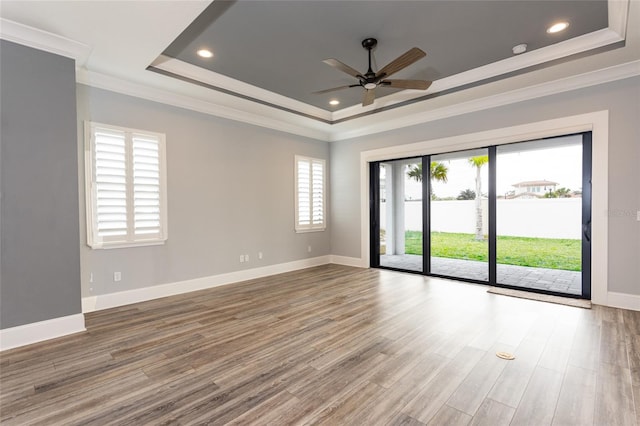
<box><xmin>359</xmin><ymin>111</ymin><xmax>608</xmax><ymax>305</ymax></box>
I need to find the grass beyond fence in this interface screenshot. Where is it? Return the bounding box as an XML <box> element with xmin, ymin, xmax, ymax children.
<box><xmin>404</xmin><ymin>231</ymin><xmax>581</xmax><ymax>271</ymax></box>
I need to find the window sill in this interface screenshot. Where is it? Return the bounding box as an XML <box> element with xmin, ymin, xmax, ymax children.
<box><xmin>88</xmin><ymin>239</ymin><xmax>167</xmax><ymax>250</ymax></box>
<box><xmin>295</xmin><ymin>228</ymin><xmax>326</xmax><ymax>234</ymax></box>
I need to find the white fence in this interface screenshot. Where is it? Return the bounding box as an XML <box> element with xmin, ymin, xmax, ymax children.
<box><xmin>380</xmin><ymin>198</ymin><xmax>582</xmax><ymax>239</ymax></box>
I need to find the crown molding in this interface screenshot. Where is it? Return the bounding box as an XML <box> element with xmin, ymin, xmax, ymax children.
<box><xmin>0</xmin><ymin>18</ymin><xmax>91</xmax><ymax>66</ymax></box>
<box><xmin>76</xmin><ymin>69</ymin><xmax>331</xmax><ymax>141</ymax></box>
<box><xmin>151</xmin><ymin>55</ymin><xmax>332</xmax><ymax>122</ymax></box>
<box><xmin>609</xmin><ymin>0</ymin><xmax>630</xmax><ymax>38</ymax></box>
<box><xmin>77</xmin><ymin>60</ymin><xmax>639</xmax><ymax>143</ymax></box>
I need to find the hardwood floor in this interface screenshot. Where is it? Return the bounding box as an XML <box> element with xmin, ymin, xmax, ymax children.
<box><xmin>1</xmin><ymin>264</ymin><xmax>638</xmax><ymax>425</ymax></box>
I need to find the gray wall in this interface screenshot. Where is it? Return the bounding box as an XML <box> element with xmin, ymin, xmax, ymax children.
<box><xmin>0</xmin><ymin>41</ymin><xmax>81</xmax><ymax>328</ymax></box>
<box><xmin>330</xmin><ymin>76</ymin><xmax>640</xmax><ymax>295</ymax></box>
<box><xmin>1</xmin><ymin>39</ymin><xmax>636</xmax><ymax>326</ymax></box>
<box><xmin>76</xmin><ymin>85</ymin><xmax>330</xmax><ymax>297</ymax></box>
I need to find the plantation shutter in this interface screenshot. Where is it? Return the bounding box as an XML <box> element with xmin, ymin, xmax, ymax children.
<box><xmin>93</xmin><ymin>127</ymin><xmax>128</xmax><ymax>238</ymax></box>
<box><xmin>297</xmin><ymin>159</ymin><xmax>311</xmax><ymax>226</ymax></box>
<box><xmin>311</xmin><ymin>160</ymin><xmax>324</xmax><ymax>226</ymax></box>
<box><xmin>87</xmin><ymin>122</ymin><xmax>167</xmax><ymax>248</ymax></box>
<box><xmin>295</xmin><ymin>156</ymin><xmax>325</xmax><ymax>232</ymax></box>
<box><xmin>132</xmin><ymin>134</ymin><xmax>162</xmax><ymax>237</ymax></box>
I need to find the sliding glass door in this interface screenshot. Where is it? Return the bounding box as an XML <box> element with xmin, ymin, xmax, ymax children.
<box><xmin>373</xmin><ymin>157</ymin><xmax>423</xmax><ymax>273</ymax></box>
<box><xmin>429</xmin><ymin>149</ymin><xmax>489</xmax><ymax>282</ymax></box>
<box><xmin>495</xmin><ymin>135</ymin><xmax>590</xmax><ymax>296</ymax></box>
<box><xmin>370</xmin><ymin>133</ymin><xmax>592</xmax><ymax>299</ymax></box>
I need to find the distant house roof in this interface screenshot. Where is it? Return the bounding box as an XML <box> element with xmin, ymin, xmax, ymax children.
<box><xmin>512</xmin><ymin>180</ymin><xmax>559</xmax><ymax>188</ymax></box>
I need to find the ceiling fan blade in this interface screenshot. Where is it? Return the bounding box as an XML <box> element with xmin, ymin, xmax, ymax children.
<box><xmin>381</xmin><ymin>79</ymin><xmax>432</xmax><ymax>90</ymax></box>
<box><xmin>376</xmin><ymin>47</ymin><xmax>426</xmax><ymax>79</ymax></box>
<box><xmin>323</xmin><ymin>58</ymin><xmax>363</xmax><ymax>78</ymax></box>
<box><xmin>312</xmin><ymin>85</ymin><xmax>356</xmax><ymax>94</ymax></box>
<box><xmin>363</xmin><ymin>89</ymin><xmax>376</xmax><ymax>107</ymax></box>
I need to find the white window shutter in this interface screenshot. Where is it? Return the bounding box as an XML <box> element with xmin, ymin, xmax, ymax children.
<box><xmin>132</xmin><ymin>134</ymin><xmax>162</xmax><ymax>237</ymax></box>
<box><xmin>297</xmin><ymin>159</ymin><xmax>311</xmax><ymax>226</ymax></box>
<box><xmin>86</xmin><ymin>122</ymin><xmax>167</xmax><ymax>249</ymax></box>
<box><xmin>311</xmin><ymin>160</ymin><xmax>324</xmax><ymax>226</ymax></box>
<box><xmin>93</xmin><ymin>128</ymin><xmax>128</xmax><ymax>239</ymax></box>
<box><xmin>295</xmin><ymin>156</ymin><xmax>325</xmax><ymax>232</ymax></box>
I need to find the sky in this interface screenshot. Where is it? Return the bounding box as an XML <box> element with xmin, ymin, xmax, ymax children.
<box><xmin>402</xmin><ymin>138</ymin><xmax>583</xmax><ymax>199</ymax></box>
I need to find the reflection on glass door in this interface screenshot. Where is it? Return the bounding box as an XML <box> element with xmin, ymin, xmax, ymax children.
<box><xmin>378</xmin><ymin>158</ymin><xmax>423</xmax><ymax>272</ymax></box>
<box><xmin>496</xmin><ymin>135</ymin><xmax>588</xmax><ymax>296</ymax></box>
<box><xmin>430</xmin><ymin>149</ymin><xmax>489</xmax><ymax>281</ymax></box>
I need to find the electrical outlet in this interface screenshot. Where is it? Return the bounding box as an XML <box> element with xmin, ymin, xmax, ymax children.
<box><xmin>307</xmin><ymin>245</ymin><xmax>312</xmax><ymax>253</ymax></box>
<box><xmin>637</xmin><ymin>210</ymin><xmax>640</xmax><ymax>221</ymax></box>
<box><xmin>89</xmin><ymin>273</ymin><xmax>94</xmax><ymax>283</ymax></box>
<box><xmin>113</xmin><ymin>271</ymin><xmax>121</xmax><ymax>282</ymax></box>
<box><xmin>245</xmin><ymin>254</ymin><xmax>250</xmax><ymax>262</ymax></box>
<box><xmin>258</xmin><ymin>252</ymin><xmax>263</xmax><ymax>260</ymax></box>
<box><xmin>240</xmin><ymin>255</ymin><xmax>245</xmax><ymax>263</ymax></box>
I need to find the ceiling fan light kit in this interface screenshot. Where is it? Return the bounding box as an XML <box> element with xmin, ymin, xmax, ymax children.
<box><xmin>315</xmin><ymin>37</ymin><xmax>432</xmax><ymax>107</ymax></box>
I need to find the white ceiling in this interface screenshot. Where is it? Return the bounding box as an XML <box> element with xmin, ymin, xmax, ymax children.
<box><xmin>0</xmin><ymin>0</ymin><xmax>638</xmax><ymax>141</ymax></box>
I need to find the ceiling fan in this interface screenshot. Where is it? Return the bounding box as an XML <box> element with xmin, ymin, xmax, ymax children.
<box><xmin>314</xmin><ymin>38</ymin><xmax>432</xmax><ymax>107</ymax></box>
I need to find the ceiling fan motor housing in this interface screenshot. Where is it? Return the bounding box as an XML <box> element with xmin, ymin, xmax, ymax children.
<box><xmin>361</xmin><ymin>38</ymin><xmax>378</xmax><ymax>50</ymax></box>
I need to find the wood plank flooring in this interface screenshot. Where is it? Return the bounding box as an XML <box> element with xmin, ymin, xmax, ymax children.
<box><xmin>1</xmin><ymin>264</ymin><xmax>639</xmax><ymax>425</ymax></box>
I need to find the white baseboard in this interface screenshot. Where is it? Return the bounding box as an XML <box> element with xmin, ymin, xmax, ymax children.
<box><xmin>82</xmin><ymin>255</ymin><xmax>640</xmax><ymax>314</ymax></box>
<box><xmin>330</xmin><ymin>255</ymin><xmax>367</xmax><ymax>268</ymax></box>
<box><xmin>606</xmin><ymin>292</ymin><xmax>640</xmax><ymax>311</ymax></box>
<box><xmin>0</xmin><ymin>314</ymin><xmax>86</xmax><ymax>351</ymax></box>
<box><xmin>83</xmin><ymin>255</ymin><xmax>332</xmax><ymax>313</ymax></box>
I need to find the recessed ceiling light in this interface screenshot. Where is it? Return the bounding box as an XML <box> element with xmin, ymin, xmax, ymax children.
<box><xmin>547</xmin><ymin>21</ymin><xmax>569</xmax><ymax>34</ymax></box>
<box><xmin>329</xmin><ymin>99</ymin><xmax>340</xmax><ymax>106</ymax></box>
<box><xmin>197</xmin><ymin>49</ymin><xmax>214</xmax><ymax>58</ymax></box>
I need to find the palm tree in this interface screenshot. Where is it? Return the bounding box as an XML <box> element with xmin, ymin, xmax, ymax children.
<box><xmin>468</xmin><ymin>155</ymin><xmax>489</xmax><ymax>240</ymax></box>
<box><xmin>406</xmin><ymin>161</ymin><xmax>448</xmax><ymax>183</ymax></box>
<box><xmin>457</xmin><ymin>189</ymin><xmax>476</xmax><ymax>200</ymax></box>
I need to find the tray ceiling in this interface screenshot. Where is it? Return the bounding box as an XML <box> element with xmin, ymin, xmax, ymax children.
<box><xmin>156</xmin><ymin>0</ymin><xmax>608</xmax><ymax>116</ymax></box>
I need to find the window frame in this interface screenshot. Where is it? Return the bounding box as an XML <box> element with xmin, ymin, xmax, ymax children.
<box><xmin>85</xmin><ymin>121</ymin><xmax>168</xmax><ymax>249</ymax></box>
<box><xmin>294</xmin><ymin>155</ymin><xmax>326</xmax><ymax>233</ymax></box>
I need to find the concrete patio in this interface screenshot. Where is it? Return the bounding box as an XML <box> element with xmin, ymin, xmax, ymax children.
<box><xmin>380</xmin><ymin>254</ymin><xmax>582</xmax><ymax>295</ymax></box>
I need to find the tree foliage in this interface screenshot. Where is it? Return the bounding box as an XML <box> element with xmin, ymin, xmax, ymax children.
<box><xmin>457</xmin><ymin>189</ymin><xmax>476</xmax><ymax>200</ymax></box>
<box><xmin>406</xmin><ymin>161</ymin><xmax>449</xmax><ymax>183</ymax></box>
<box><xmin>468</xmin><ymin>155</ymin><xmax>489</xmax><ymax>169</ymax></box>
<box><xmin>543</xmin><ymin>187</ymin><xmax>572</xmax><ymax>198</ymax></box>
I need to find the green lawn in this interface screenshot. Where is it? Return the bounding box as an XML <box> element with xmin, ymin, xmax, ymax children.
<box><xmin>404</xmin><ymin>231</ymin><xmax>581</xmax><ymax>271</ymax></box>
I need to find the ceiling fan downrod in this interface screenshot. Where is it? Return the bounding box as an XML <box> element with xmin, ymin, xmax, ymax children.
<box><xmin>361</xmin><ymin>38</ymin><xmax>379</xmax><ymax>89</ymax></box>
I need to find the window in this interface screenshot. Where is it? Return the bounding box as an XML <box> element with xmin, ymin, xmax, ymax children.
<box><xmin>85</xmin><ymin>122</ymin><xmax>168</xmax><ymax>248</ymax></box>
<box><xmin>295</xmin><ymin>155</ymin><xmax>326</xmax><ymax>232</ymax></box>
